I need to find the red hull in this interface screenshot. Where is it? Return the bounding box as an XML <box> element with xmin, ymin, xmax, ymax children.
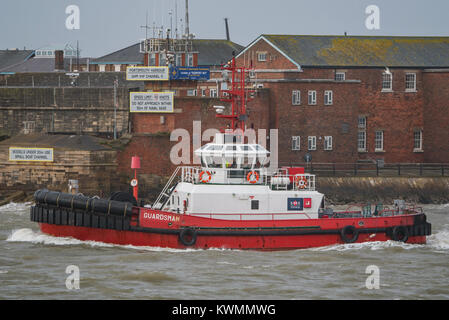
<box><xmin>38</xmin><ymin>218</ymin><xmax>427</xmax><ymax>251</ymax></box>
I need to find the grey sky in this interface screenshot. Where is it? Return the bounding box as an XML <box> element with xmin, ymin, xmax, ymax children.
<box><xmin>1</xmin><ymin>0</ymin><xmax>449</xmax><ymax>58</ymax></box>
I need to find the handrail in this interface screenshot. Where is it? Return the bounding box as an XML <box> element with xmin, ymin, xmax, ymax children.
<box><xmin>152</xmin><ymin>166</ymin><xmax>182</xmax><ymax>210</ymax></box>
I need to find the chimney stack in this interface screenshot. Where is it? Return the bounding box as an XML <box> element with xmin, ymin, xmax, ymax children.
<box><xmin>185</xmin><ymin>0</ymin><xmax>189</xmax><ymax>37</ymax></box>
<box><xmin>224</xmin><ymin>18</ymin><xmax>230</xmax><ymax>41</ymax></box>
<box><xmin>54</xmin><ymin>50</ymin><xmax>64</xmax><ymax>71</ymax></box>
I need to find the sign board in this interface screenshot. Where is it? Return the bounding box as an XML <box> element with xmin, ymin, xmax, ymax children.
<box><xmin>129</xmin><ymin>92</ymin><xmax>174</xmax><ymax>113</ymax></box>
<box><xmin>169</xmin><ymin>66</ymin><xmax>210</xmax><ymax>81</ymax></box>
<box><xmin>287</xmin><ymin>198</ymin><xmax>304</xmax><ymax>211</ymax></box>
<box><xmin>126</xmin><ymin>66</ymin><xmax>169</xmax><ymax>81</ymax></box>
<box><xmin>9</xmin><ymin>147</ymin><xmax>54</xmax><ymax>162</ymax></box>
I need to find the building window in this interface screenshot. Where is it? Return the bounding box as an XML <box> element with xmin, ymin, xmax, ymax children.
<box><xmin>324</xmin><ymin>90</ymin><xmax>333</xmax><ymax>105</ymax></box>
<box><xmin>210</xmin><ymin>88</ymin><xmax>218</xmax><ymax>97</ymax></box>
<box><xmin>187</xmin><ymin>89</ymin><xmax>197</xmax><ymax>96</ymax></box>
<box><xmin>335</xmin><ymin>72</ymin><xmax>345</xmax><ymax>81</ymax></box>
<box><xmin>257</xmin><ymin>52</ymin><xmax>267</xmax><ymax>62</ymax></box>
<box><xmin>201</xmin><ymin>88</ymin><xmax>206</xmax><ymax>97</ymax></box>
<box><xmin>358</xmin><ymin>131</ymin><xmax>366</xmax><ymax>152</ymax></box>
<box><xmin>382</xmin><ymin>73</ymin><xmax>393</xmax><ymax>91</ymax></box>
<box><xmin>176</xmin><ymin>54</ymin><xmax>182</xmax><ymax>66</ymax></box>
<box><xmin>186</xmin><ymin>53</ymin><xmax>193</xmax><ymax>67</ymax></box>
<box><xmin>292</xmin><ymin>90</ymin><xmax>301</xmax><ymax>105</ymax></box>
<box><xmin>358</xmin><ymin>116</ymin><xmax>367</xmax><ymax>129</ymax></box>
<box><xmin>159</xmin><ymin>53</ymin><xmax>167</xmax><ymax>66</ymax></box>
<box><xmin>149</xmin><ymin>53</ymin><xmax>156</xmax><ymax>66</ymax></box>
<box><xmin>308</xmin><ymin>90</ymin><xmax>316</xmax><ymax>105</ymax></box>
<box><xmin>414</xmin><ymin>130</ymin><xmax>423</xmax><ymax>151</ymax></box>
<box><xmin>308</xmin><ymin>136</ymin><xmax>316</xmax><ymax>150</ymax></box>
<box><xmin>375</xmin><ymin>131</ymin><xmax>384</xmax><ymax>151</ymax></box>
<box><xmin>324</xmin><ymin>136</ymin><xmax>333</xmax><ymax>150</ymax></box>
<box><xmin>99</xmin><ymin>64</ymin><xmax>106</xmax><ymax>72</ymax></box>
<box><xmin>405</xmin><ymin>73</ymin><xmax>416</xmax><ymax>92</ymax></box>
<box><xmin>114</xmin><ymin>64</ymin><xmax>121</xmax><ymax>72</ymax></box>
<box><xmin>292</xmin><ymin>136</ymin><xmax>301</xmax><ymax>150</ymax></box>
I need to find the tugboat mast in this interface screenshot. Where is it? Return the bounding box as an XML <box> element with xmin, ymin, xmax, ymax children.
<box><xmin>217</xmin><ymin>56</ymin><xmax>255</xmax><ymax>133</ymax></box>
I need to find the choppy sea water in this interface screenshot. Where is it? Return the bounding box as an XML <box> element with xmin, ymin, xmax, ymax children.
<box><xmin>0</xmin><ymin>202</ymin><xmax>448</xmax><ymax>300</ymax></box>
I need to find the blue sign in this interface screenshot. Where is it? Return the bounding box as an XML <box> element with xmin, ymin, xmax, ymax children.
<box><xmin>169</xmin><ymin>66</ymin><xmax>210</xmax><ymax>81</ymax></box>
<box><xmin>287</xmin><ymin>198</ymin><xmax>304</xmax><ymax>211</ymax></box>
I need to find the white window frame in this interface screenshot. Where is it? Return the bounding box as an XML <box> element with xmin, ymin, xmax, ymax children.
<box><xmin>335</xmin><ymin>72</ymin><xmax>345</xmax><ymax>81</ymax></box>
<box><xmin>114</xmin><ymin>64</ymin><xmax>121</xmax><ymax>72</ymax></box>
<box><xmin>358</xmin><ymin>131</ymin><xmax>366</xmax><ymax>152</ymax></box>
<box><xmin>375</xmin><ymin>130</ymin><xmax>384</xmax><ymax>152</ymax></box>
<box><xmin>99</xmin><ymin>64</ymin><xmax>106</xmax><ymax>72</ymax></box>
<box><xmin>413</xmin><ymin>130</ymin><xmax>423</xmax><ymax>151</ymax></box>
<box><xmin>308</xmin><ymin>136</ymin><xmax>316</xmax><ymax>151</ymax></box>
<box><xmin>187</xmin><ymin>89</ymin><xmax>197</xmax><ymax>97</ymax></box>
<box><xmin>210</xmin><ymin>88</ymin><xmax>218</xmax><ymax>98</ymax></box>
<box><xmin>308</xmin><ymin>90</ymin><xmax>317</xmax><ymax>105</ymax></box>
<box><xmin>405</xmin><ymin>73</ymin><xmax>417</xmax><ymax>92</ymax></box>
<box><xmin>382</xmin><ymin>73</ymin><xmax>393</xmax><ymax>91</ymax></box>
<box><xmin>176</xmin><ymin>54</ymin><xmax>182</xmax><ymax>66</ymax></box>
<box><xmin>324</xmin><ymin>90</ymin><xmax>333</xmax><ymax>105</ymax></box>
<box><xmin>292</xmin><ymin>90</ymin><xmax>301</xmax><ymax>105</ymax></box>
<box><xmin>187</xmin><ymin>53</ymin><xmax>194</xmax><ymax>67</ymax></box>
<box><xmin>358</xmin><ymin>115</ymin><xmax>367</xmax><ymax>129</ymax></box>
<box><xmin>257</xmin><ymin>52</ymin><xmax>267</xmax><ymax>62</ymax></box>
<box><xmin>292</xmin><ymin>136</ymin><xmax>301</xmax><ymax>150</ymax></box>
<box><xmin>324</xmin><ymin>136</ymin><xmax>333</xmax><ymax>150</ymax></box>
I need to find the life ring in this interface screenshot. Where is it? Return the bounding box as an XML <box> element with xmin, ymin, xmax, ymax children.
<box><xmin>247</xmin><ymin>171</ymin><xmax>260</xmax><ymax>184</ymax></box>
<box><xmin>199</xmin><ymin>171</ymin><xmax>212</xmax><ymax>183</ymax></box>
<box><xmin>392</xmin><ymin>226</ymin><xmax>409</xmax><ymax>242</ymax></box>
<box><xmin>179</xmin><ymin>227</ymin><xmax>197</xmax><ymax>246</ymax></box>
<box><xmin>294</xmin><ymin>175</ymin><xmax>308</xmax><ymax>189</ymax></box>
<box><xmin>340</xmin><ymin>225</ymin><xmax>359</xmax><ymax>243</ymax></box>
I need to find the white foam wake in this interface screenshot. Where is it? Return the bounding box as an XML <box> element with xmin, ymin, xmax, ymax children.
<box><xmin>5</xmin><ymin>228</ymin><xmax>204</xmax><ymax>253</ymax></box>
<box><xmin>0</xmin><ymin>202</ymin><xmax>32</xmax><ymax>213</ymax></box>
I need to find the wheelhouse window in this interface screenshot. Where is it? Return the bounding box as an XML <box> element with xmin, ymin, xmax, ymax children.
<box><xmin>292</xmin><ymin>90</ymin><xmax>301</xmax><ymax>105</ymax></box>
<box><xmin>324</xmin><ymin>90</ymin><xmax>333</xmax><ymax>105</ymax></box>
<box><xmin>308</xmin><ymin>136</ymin><xmax>316</xmax><ymax>150</ymax></box>
<box><xmin>405</xmin><ymin>73</ymin><xmax>416</xmax><ymax>92</ymax></box>
<box><xmin>414</xmin><ymin>130</ymin><xmax>423</xmax><ymax>151</ymax></box>
<box><xmin>308</xmin><ymin>90</ymin><xmax>317</xmax><ymax>105</ymax></box>
<box><xmin>375</xmin><ymin>131</ymin><xmax>384</xmax><ymax>151</ymax></box>
<box><xmin>382</xmin><ymin>73</ymin><xmax>393</xmax><ymax>91</ymax></box>
<box><xmin>292</xmin><ymin>136</ymin><xmax>300</xmax><ymax>150</ymax></box>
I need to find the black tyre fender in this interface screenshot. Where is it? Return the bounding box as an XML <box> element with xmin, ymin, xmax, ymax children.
<box><xmin>340</xmin><ymin>225</ymin><xmax>359</xmax><ymax>243</ymax></box>
<box><xmin>179</xmin><ymin>228</ymin><xmax>197</xmax><ymax>246</ymax></box>
<box><xmin>109</xmin><ymin>191</ymin><xmax>138</xmax><ymax>206</ymax></box>
<box><xmin>392</xmin><ymin>226</ymin><xmax>409</xmax><ymax>242</ymax></box>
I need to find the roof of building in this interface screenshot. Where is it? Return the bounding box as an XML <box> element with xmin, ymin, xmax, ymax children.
<box><xmin>246</xmin><ymin>35</ymin><xmax>449</xmax><ymax>68</ymax></box>
<box><xmin>0</xmin><ymin>134</ymin><xmax>112</xmax><ymax>151</ymax></box>
<box><xmin>0</xmin><ymin>57</ymin><xmax>91</xmax><ymax>73</ymax></box>
<box><xmin>0</xmin><ymin>49</ymin><xmax>35</xmax><ymax>71</ymax></box>
<box><xmin>92</xmin><ymin>39</ymin><xmax>244</xmax><ymax>67</ymax></box>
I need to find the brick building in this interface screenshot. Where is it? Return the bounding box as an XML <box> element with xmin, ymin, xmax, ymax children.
<box><xmin>233</xmin><ymin>35</ymin><xmax>449</xmax><ymax>164</ymax></box>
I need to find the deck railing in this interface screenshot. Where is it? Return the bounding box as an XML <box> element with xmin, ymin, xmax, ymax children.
<box><xmin>179</xmin><ymin>166</ymin><xmax>316</xmax><ymax>191</ymax></box>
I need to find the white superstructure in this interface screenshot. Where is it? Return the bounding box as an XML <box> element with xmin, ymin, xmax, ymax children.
<box><xmin>153</xmin><ymin>133</ymin><xmax>324</xmax><ymax>220</ymax></box>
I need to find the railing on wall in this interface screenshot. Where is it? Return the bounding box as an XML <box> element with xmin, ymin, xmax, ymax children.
<box><xmin>279</xmin><ymin>162</ymin><xmax>449</xmax><ymax>177</ymax></box>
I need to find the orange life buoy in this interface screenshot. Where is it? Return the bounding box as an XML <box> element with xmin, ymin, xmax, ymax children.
<box><xmin>247</xmin><ymin>171</ymin><xmax>260</xmax><ymax>184</ymax></box>
<box><xmin>294</xmin><ymin>175</ymin><xmax>308</xmax><ymax>189</ymax></box>
<box><xmin>199</xmin><ymin>171</ymin><xmax>212</xmax><ymax>183</ymax></box>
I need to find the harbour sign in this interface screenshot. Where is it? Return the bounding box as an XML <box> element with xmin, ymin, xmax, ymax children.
<box><xmin>170</xmin><ymin>66</ymin><xmax>210</xmax><ymax>80</ymax></box>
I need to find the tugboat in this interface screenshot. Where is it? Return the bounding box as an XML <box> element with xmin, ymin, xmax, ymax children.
<box><xmin>30</xmin><ymin>57</ymin><xmax>431</xmax><ymax>250</ymax></box>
